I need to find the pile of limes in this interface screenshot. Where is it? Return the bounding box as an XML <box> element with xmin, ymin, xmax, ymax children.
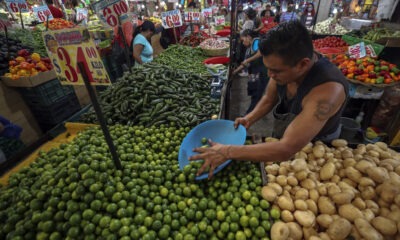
<box><xmin>0</xmin><ymin>124</ymin><xmax>278</xmax><ymax>240</ymax></box>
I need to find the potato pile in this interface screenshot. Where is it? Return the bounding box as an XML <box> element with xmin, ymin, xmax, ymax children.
<box><xmin>262</xmin><ymin>139</ymin><xmax>400</xmax><ymax>240</ymax></box>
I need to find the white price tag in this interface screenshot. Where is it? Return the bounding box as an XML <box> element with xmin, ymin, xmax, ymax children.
<box><xmin>33</xmin><ymin>5</ymin><xmax>54</xmax><ymax>22</ymax></box>
<box><xmin>184</xmin><ymin>9</ymin><xmax>200</xmax><ymax>22</ymax></box>
<box><xmin>161</xmin><ymin>9</ymin><xmax>182</xmax><ymax>29</ymax></box>
<box><xmin>215</xmin><ymin>15</ymin><xmax>225</xmax><ymax>26</ymax></box>
<box><xmin>5</xmin><ymin>0</ymin><xmax>29</xmax><ymax>13</ymax></box>
<box><xmin>76</xmin><ymin>8</ymin><xmax>88</xmax><ymax>22</ymax></box>
<box><xmin>92</xmin><ymin>0</ymin><xmax>129</xmax><ymax>27</ymax></box>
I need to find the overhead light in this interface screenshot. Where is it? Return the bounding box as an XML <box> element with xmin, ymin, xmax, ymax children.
<box><xmin>155</xmin><ymin>5</ymin><xmax>158</xmax><ymax>9</ymax></box>
<box><xmin>295</xmin><ymin>4</ymin><xmax>299</xmax><ymax>9</ymax></box>
<box><xmin>333</xmin><ymin>8</ymin><xmax>337</xmax><ymax>14</ymax></box>
<box><xmin>141</xmin><ymin>4</ymin><xmax>145</xmax><ymax>8</ymax></box>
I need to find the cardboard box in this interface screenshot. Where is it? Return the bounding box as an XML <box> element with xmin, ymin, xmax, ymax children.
<box><xmin>73</xmin><ymin>85</ymin><xmax>91</xmax><ymax>106</ymax></box>
<box><xmin>0</xmin><ymin>70</ymin><xmax>57</xmax><ymax>88</ymax></box>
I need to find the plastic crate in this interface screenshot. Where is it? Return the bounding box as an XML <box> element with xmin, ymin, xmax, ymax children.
<box><xmin>341</xmin><ymin>35</ymin><xmax>385</xmax><ymax>56</ymax></box>
<box><xmin>18</xmin><ymin>79</ymin><xmax>74</xmax><ymax>107</ymax></box>
<box><xmin>30</xmin><ymin>93</ymin><xmax>81</xmax><ymax>127</ymax></box>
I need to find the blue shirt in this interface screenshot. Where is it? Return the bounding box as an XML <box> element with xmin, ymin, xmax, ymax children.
<box><xmin>133</xmin><ymin>33</ymin><xmax>153</xmax><ymax>63</ymax></box>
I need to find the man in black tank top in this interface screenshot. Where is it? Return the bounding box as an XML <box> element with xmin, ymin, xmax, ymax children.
<box><xmin>189</xmin><ymin>21</ymin><xmax>348</xmax><ymax>180</ymax></box>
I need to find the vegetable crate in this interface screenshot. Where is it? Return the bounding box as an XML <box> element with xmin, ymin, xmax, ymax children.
<box><xmin>30</xmin><ymin>93</ymin><xmax>81</xmax><ymax>132</ymax></box>
<box><xmin>18</xmin><ymin>78</ymin><xmax>74</xmax><ymax>107</ymax></box>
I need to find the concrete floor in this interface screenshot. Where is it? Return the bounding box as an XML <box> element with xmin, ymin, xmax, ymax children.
<box><xmin>227</xmin><ymin>74</ymin><xmax>274</xmax><ymax>138</ymax></box>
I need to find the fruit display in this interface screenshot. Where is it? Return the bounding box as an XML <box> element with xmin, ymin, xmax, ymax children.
<box><xmin>312</xmin><ymin>36</ymin><xmax>349</xmax><ymax>49</ymax></box>
<box><xmin>331</xmin><ymin>54</ymin><xmax>400</xmax><ymax>84</ymax></box>
<box><xmin>35</xmin><ymin>18</ymin><xmax>75</xmax><ymax>31</ymax></box>
<box><xmin>153</xmin><ymin>45</ymin><xmax>209</xmax><ymax>76</ymax></box>
<box><xmin>263</xmin><ymin>138</ymin><xmax>400</xmax><ymax>240</ymax></box>
<box><xmin>313</xmin><ymin>18</ymin><xmax>349</xmax><ymax>35</ymax></box>
<box><xmin>148</xmin><ymin>16</ymin><xmax>162</xmax><ymax>25</ymax></box>
<box><xmin>179</xmin><ymin>32</ymin><xmax>210</xmax><ymax>47</ymax></box>
<box><xmin>80</xmin><ymin>63</ymin><xmax>219</xmax><ymax>127</ymax></box>
<box><xmin>3</xmin><ymin>50</ymin><xmax>53</xmax><ymax>80</ymax></box>
<box><xmin>0</xmin><ymin>34</ymin><xmax>34</xmax><ymax>76</ymax></box>
<box><xmin>0</xmin><ymin>124</ymin><xmax>276</xmax><ymax>239</ymax></box>
<box><xmin>8</xmin><ymin>29</ymin><xmax>48</xmax><ymax>57</ymax></box>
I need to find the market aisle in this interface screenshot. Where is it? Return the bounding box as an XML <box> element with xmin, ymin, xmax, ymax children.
<box><xmin>228</xmin><ymin>75</ymin><xmax>274</xmax><ymax>138</ymax></box>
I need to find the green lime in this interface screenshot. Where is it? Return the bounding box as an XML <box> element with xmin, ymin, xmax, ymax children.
<box><xmin>235</xmin><ymin>231</ymin><xmax>246</xmax><ymax>240</ymax></box>
<box><xmin>118</xmin><ymin>226</ymin><xmax>130</xmax><ymax>237</ymax></box>
<box><xmin>217</xmin><ymin>210</ymin><xmax>226</xmax><ymax>221</ymax></box>
<box><xmin>255</xmin><ymin>226</ymin><xmax>266</xmax><ymax>238</ymax></box>
<box><xmin>69</xmin><ymin>213</ymin><xmax>81</xmax><ymax>226</ymax></box>
<box><xmin>242</xmin><ymin>191</ymin><xmax>251</xmax><ymax>201</ymax></box>
<box><xmin>99</xmin><ymin>216</ymin><xmax>111</xmax><ymax>228</ymax></box>
<box><xmin>110</xmin><ymin>219</ymin><xmax>122</xmax><ymax>232</ymax></box>
<box><xmin>239</xmin><ymin>215</ymin><xmax>249</xmax><ymax>227</ymax></box>
<box><xmin>270</xmin><ymin>208</ymin><xmax>280</xmax><ymax>220</ymax></box>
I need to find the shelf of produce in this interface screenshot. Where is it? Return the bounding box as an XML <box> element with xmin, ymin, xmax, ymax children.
<box><xmin>0</xmin><ymin>122</ymin><xmax>97</xmax><ymax>186</ymax></box>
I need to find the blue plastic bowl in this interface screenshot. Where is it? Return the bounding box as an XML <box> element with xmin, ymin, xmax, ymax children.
<box><xmin>178</xmin><ymin>119</ymin><xmax>247</xmax><ymax>180</ymax></box>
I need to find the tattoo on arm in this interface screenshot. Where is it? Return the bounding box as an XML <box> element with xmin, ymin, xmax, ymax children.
<box><xmin>314</xmin><ymin>100</ymin><xmax>333</xmax><ymax>121</ymax></box>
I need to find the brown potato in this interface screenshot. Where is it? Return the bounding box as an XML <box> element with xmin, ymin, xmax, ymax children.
<box><xmin>320</xmin><ymin>162</ymin><xmax>336</xmax><ymax>181</ymax></box>
<box><xmin>331</xmin><ymin>192</ymin><xmax>354</xmax><ymax>205</ymax></box>
<box><xmin>287</xmin><ymin>222</ymin><xmax>303</xmax><ymax>240</ymax></box>
<box><xmin>267</xmin><ymin>174</ymin><xmax>276</xmax><ymax>183</ymax></box>
<box><xmin>371</xmin><ymin>216</ymin><xmax>398</xmax><ymax>236</ymax></box>
<box><xmin>352</xmin><ymin>197</ymin><xmax>366</xmax><ymax>210</ymax></box>
<box><xmin>313</xmin><ymin>145</ymin><xmax>325</xmax><ymax>158</ymax></box>
<box><xmin>271</xmin><ymin>222</ymin><xmax>290</xmax><ymax>240</ymax></box>
<box><xmin>331</xmin><ymin>175</ymin><xmax>341</xmax><ymax>183</ymax></box>
<box><xmin>386</xmin><ymin>209</ymin><xmax>400</xmax><ymax>223</ymax></box>
<box><xmin>302</xmin><ymin>142</ymin><xmax>313</xmax><ymax>153</ymax></box>
<box><xmin>261</xmin><ymin>186</ymin><xmax>277</xmax><ymax>202</ymax></box>
<box><xmin>360</xmin><ymin>186</ymin><xmax>376</xmax><ymax>200</ymax></box>
<box><xmin>317</xmin><ymin>185</ymin><xmax>327</xmax><ymax>196</ymax></box>
<box><xmin>316</xmin><ymin>214</ymin><xmax>333</xmax><ymax>229</ymax></box>
<box><xmin>295</xmin><ymin>170</ymin><xmax>308</xmax><ymax>181</ymax></box>
<box><xmin>277</xmin><ymin>195</ymin><xmax>295</xmax><ymax>212</ymax></box>
<box><xmin>355</xmin><ymin>160</ymin><xmax>376</xmax><ymax>173</ymax></box>
<box><xmin>294</xmin><ymin>210</ymin><xmax>316</xmax><ymax>227</ymax></box>
<box><xmin>309</xmin><ymin>189</ymin><xmax>320</xmax><ymax>202</ymax></box>
<box><xmin>294</xmin><ymin>199</ymin><xmax>308</xmax><ymax>211</ymax></box>
<box><xmin>319</xmin><ymin>232</ymin><xmax>332</xmax><ymax>240</ymax></box>
<box><xmin>341</xmin><ymin>149</ymin><xmax>353</xmax><ymax>159</ymax></box>
<box><xmin>295</xmin><ymin>151</ymin><xmax>308</xmax><ymax>159</ymax></box>
<box><xmin>343</xmin><ymin>158</ymin><xmax>356</xmax><ymax>168</ymax></box>
<box><xmin>318</xmin><ymin>196</ymin><xmax>336</xmax><ymax>215</ymax></box>
<box><xmin>342</xmin><ymin>178</ymin><xmax>357</xmax><ymax>188</ymax></box>
<box><xmin>365</xmin><ymin>200</ymin><xmax>379</xmax><ymax>215</ymax></box>
<box><xmin>276</xmin><ymin>175</ymin><xmax>288</xmax><ymax>186</ymax></box>
<box><xmin>281</xmin><ymin>210</ymin><xmax>294</xmax><ymax>222</ymax></box>
<box><xmin>306</xmin><ymin>199</ymin><xmax>318</xmax><ymax>215</ymax></box>
<box><xmin>362</xmin><ymin>209</ymin><xmax>375</xmax><ymax>222</ymax></box>
<box><xmin>354</xmin><ymin>218</ymin><xmax>384</xmax><ymax>240</ymax></box>
<box><xmin>266</xmin><ymin>164</ymin><xmax>280</xmax><ymax>175</ymax></box>
<box><xmin>287</xmin><ymin>176</ymin><xmax>298</xmax><ymax>186</ymax></box>
<box><xmin>278</xmin><ymin>166</ymin><xmax>288</xmax><ymax>176</ymax></box>
<box><xmin>294</xmin><ymin>188</ymin><xmax>309</xmax><ymax>200</ymax></box>
<box><xmin>269</xmin><ymin>183</ymin><xmax>283</xmax><ymax>195</ymax></box>
<box><xmin>338</xmin><ymin>204</ymin><xmax>363</xmax><ymax>222</ymax></box>
<box><xmin>331</xmin><ymin>139</ymin><xmax>348</xmax><ymax>148</ymax></box>
<box><xmin>358</xmin><ymin>177</ymin><xmax>376</xmax><ymax>187</ymax></box>
<box><xmin>303</xmin><ymin>227</ymin><xmax>318</xmax><ymax>239</ymax></box>
<box><xmin>345</xmin><ymin>166</ymin><xmax>362</xmax><ymax>183</ymax></box>
<box><xmin>301</xmin><ymin>179</ymin><xmax>316</xmax><ymax>190</ymax></box>
<box><xmin>327</xmin><ymin>217</ymin><xmax>352</xmax><ymax>240</ymax></box>
<box><xmin>366</xmin><ymin>167</ymin><xmax>389</xmax><ymax>183</ymax></box>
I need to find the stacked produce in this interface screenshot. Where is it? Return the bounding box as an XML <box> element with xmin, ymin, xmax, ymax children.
<box><xmin>200</xmin><ymin>38</ymin><xmax>229</xmax><ymax>50</ymax></box>
<box><xmin>0</xmin><ymin>35</ymin><xmax>34</xmax><ymax>76</ymax></box>
<box><xmin>35</xmin><ymin>18</ymin><xmax>74</xmax><ymax>30</ymax></box>
<box><xmin>8</xmin><ymin>29</ymin><xmax>48</xmax><ymax>57</ymax></box>
<box><xmin>81</xmin><ymin>63</ymin><xmax>219</xmax><ymax>127</ymax></box>
<box><xmin>148</xmin><ymin>16</ymin><xmax>162</xmax><ymax>25</ymax></box>
<box><xmin>362</xmin><ymin>28</ymin><xmax>400</xmax><ymax>42</ymax></box>
<box><xmin>0</xmin><ymin>124</ymin><xmax>276</xmax><ymax>239</ymax></box>
<box><xmin>3</xmin><ymin>50</ymin><xmax>53</xmax><ymax>80</ymax></box>
<box><xmin>260</xmin><ymin>22</ymin><xmax>278</xmax><ymax>35</ymax></box>
<box><xmin>314</xmin><ymin>18</ymin><xmax>349</xmax><ymax>35</ymax></box>
<box><xmin>153</xmin><ymin>45</ymin><xmax>208</xmax><ymax>75</ymax></box>
<box><xmin>313</xmin><ymin>36</ymin><xmax>348</xmax><ymax>48</ymax></box>
<box><xmin>263</xmin><ymin>139</ymin><xmax>400</xmax><ymax>240</ymax></box>
<box><xmin>331</xmin><ymin>54</ymin><xmax>400</xmax><ymax>84</ymax></box>
<box><xmin>179</xmin><ymin>32</ymin><xmax>209</xmax><ymax>47</ymax></box>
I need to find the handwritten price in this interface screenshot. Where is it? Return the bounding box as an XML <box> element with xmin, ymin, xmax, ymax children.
<box><xmin>185</xmin><ymin>11</ymin><xmax>200</xmax><ymax>22</ymax></box>
<box><xmin>37</xmin><ymin>10</ymin><xmax>52</xmax><ymax>22</ymax></box>
<box><xmin>57</xmin><ymin>46</ymin><xmax>98</xmax><ymax>83</ymax></box>
<box><xmin>102</xmin><ymin>0</ymin><xmax>128</xmax><ymax>27</ymax></box>
<box><xmin>165</xmin><ymin>14</ymin><xmax>181</xmax><ymax>28</ymax></box>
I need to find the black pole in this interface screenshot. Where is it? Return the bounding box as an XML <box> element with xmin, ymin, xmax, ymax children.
<box><xmin>19</xmin><ymin>9</ymin><xmax>24</xmax><ymax>30</ymax></box>
<box><xmin>77</xmin><ymin>62</ymin><xmax>122</xmax><ymax>170</ymax></box>
<box><xmin>5</xmin><ymin>26</ymin><xmax>9</xmax><ymax>60</ymax></box>
<box><xmin>312</xmin><ymin>0</ymin><xmax>322</xmax><ymax>35</ymax></box>
<box><xmin>46</xmin><ymin>15</ymin><xmax>49</xmax><ymax>31</ymax></box>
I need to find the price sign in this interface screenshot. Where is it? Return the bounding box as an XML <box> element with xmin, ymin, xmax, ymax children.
<box><xmin>76</xmin><ymin>8</ymin><xmax>88</xmax><ymax>22</ymax></box>
<box><xmin>184</xmin><ymin>9</ymin><xmax>200</xmax><ymax>22</ymax></box>
<box><xmin>33</xmin><ymin>5</ymin><xmax>54</xmax><ymax>22</ymax></box>
<box><xmin>92</xmin><ymin>0</ymin><xmax>129</xmax><ymax>27</ymax></box>
<box><xmin>161</xmin><ymin>10</ymin><xmax>182</xmax><ymax>29</ymax></box>
<box><xmin>42</xmin><ymin>28</ymin><xmax>111</xmax><ymax>85</ymax></box>
<box><xmin>348</xmin><ymin>42</ymin><xmax>366</xmax><ymax>59</ymax></box>
<box><xmin>0</xmin><ymin>19</ymin><xmax>12</xmax><ymax>30</ymax></box>
<box><xmin>131</xmin><ymin>13</ymin><xmax>138</xmax><ymax>25</ymax></box>
<box><xmin>5</xmin><ymin>0</ymin><xmax>29</xmax><ymax>13</ymax></box>
<box><xmin>202</xmin><ymin>8</ymin><xmax>212</xmax><ymax>18</ymax></box>
<box><xmin>215</xmin><ymin>15</ymin><xmax>225</xmax><ymax>26</ymax></box>
<box><xmin>212</xmin><ymin>6</ymin><xmax>219</xmax><ymax>14</ymax></box>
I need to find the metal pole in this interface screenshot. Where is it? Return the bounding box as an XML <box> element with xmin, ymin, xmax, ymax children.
<box><xmin>77</xmin><ymin>62</ymin><xmax>122</xmax><ymax>170</ymax></box>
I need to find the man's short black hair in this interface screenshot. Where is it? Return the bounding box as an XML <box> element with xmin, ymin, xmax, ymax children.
<box><xmin>45</xmin><ymin>0</ymin><xmax>54</xmax><ymax>4</ymax></box>
<box><xmin>259</xmin><ymin>21</ymin><xmax>313</xmax><ymax>66</ymax></box>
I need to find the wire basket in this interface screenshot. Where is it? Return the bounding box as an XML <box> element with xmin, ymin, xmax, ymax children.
<box><xmin>201</xmin><ymin>47</ymin><xmax>229</xmax><ymax>57</ymax></box>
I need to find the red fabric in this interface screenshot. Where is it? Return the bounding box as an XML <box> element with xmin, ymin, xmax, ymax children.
<box><xmin>262</xmin><ymin>17</ymin><xmax>275</xmax><ymax>25</ymax></box>
<box><xmin>48</xmin><ymin>5</ymin><xmax>64</xmax><ymax>19</ymax></box>
<box><xmin>113</xmin><ymin>21</ymin><xmax>134</xmax><ymax>47</ymax></box>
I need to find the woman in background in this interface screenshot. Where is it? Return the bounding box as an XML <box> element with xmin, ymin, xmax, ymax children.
<box><xmin>132</xmin><ymin>21</ymin><xmax>155</xmax><ymax>65</ymax></box>
<box><xmin>300</xmin><ymin>3</ymin><xmax>316</xmax><ymax>28</ymax></box>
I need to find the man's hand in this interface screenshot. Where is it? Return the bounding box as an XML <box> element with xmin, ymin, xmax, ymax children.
<box><xmin>188</xmin><ymin>140</ymin><xmax>230</xmax><ymax>180</ymax></box>
<box><xmin>234</xmin><ymin>117</ymin><xmax>251</xmax><ymax>129</ymax></box>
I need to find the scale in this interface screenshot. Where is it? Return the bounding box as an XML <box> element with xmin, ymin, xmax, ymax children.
<box><xmin>208</xmin><ymin>68</ymin><xmax>227</xmax><ymax>99</ymax></box>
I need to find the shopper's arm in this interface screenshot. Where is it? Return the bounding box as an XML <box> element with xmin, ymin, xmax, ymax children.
<box><xmin>133</xmin><ymin>44</ymin><xmax>144</xmax><ymax>64</ymax></box>
<box><xmin>254</xmin><ymin>20</ymin><xmax>264</xmax><ymax>32</ymax></box>
<box><xmin>242</xmin><ymin>51</ymin><xmax>261</xmax><ymax>65</ymax></box>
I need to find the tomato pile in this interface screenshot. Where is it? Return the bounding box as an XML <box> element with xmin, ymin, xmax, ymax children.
<box><xmin>0</xmin><ymin>124</ymin><xmax>278</xmax><ymax>239</ymax></box>
<box><xmin>43</xmin><ymin>18</ymin><xmax>75</xmax><ymax>30</ymax></box>
<box><xmin>332</xmin><ymin>54</ymin><xmax>400</xmax><ymax>84</ymax></box>
<box><xmin>313</xmin><ymin>36</ymin><xmax>348</xmax><ymax>49</ymax></box>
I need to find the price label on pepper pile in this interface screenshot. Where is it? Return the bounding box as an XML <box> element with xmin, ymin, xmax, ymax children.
<box><xmin>33</xmin><ymin>5</ymin><xmax>54</xmax><ymax>22</ymax></box>
<box><xmin>161</xmin><ymin>10</ymin><xmax>182</xmax><ymax>29</ymax></box>
<box><xmin>92</xmin><ymin>0</ymin><xmax>129</xmax><ymax>27</ymax></box>
<box><xmin>214</xmin><ymin>15</ymin><xmax>225</xmax><ymax>26</ymax></box>
<box><xmin>5</xmin><ymin>0</ymin><xmax>29</xmax><ymax>13</ymax></box>
<box><xmin>42</xmin><ymin>28</ymin><xmax>110</xmax><ymax>85</ymax></box>
<box><xmin>348</xmin><ymin>42</ymin><xmax>366</xmax><ymax>59</ymax></box>
<box><xmin>76</xmin><ymin>8</ymin><xmax>88</xmax><ymax>23</ymax></box>
<box><xmin>184</xmin><ymin>9</ymin><xmax>200</xmax><ymax>22</ymax></box>
<box><xmin>202</xmin><ymin>8</ymin><xmax>212</xmax><ymax>18</ymax></box>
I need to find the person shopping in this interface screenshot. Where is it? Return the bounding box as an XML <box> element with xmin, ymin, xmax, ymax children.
<box><xmin>45</xmin><ymin>0</ymin><xmax>64</xmax><ymax>18</ymax></box>
<box><xmin>300</xmin><ymin>3</ymin><xmax>316</xmax><ymax>28</ymax></box>
<box><xmin>189</xmin><ymin>21</ymin><xmax>349</xmax><ymax>179</ymax></box>
<box><xmin>233</xmin><ymin>29</ymin><xmax>268</xmax><ymax>114</ymax></box>
<box><xmin>132</xmin><ymin>20</ymin><xmax>155</xmax><ymax>65</ymax></box>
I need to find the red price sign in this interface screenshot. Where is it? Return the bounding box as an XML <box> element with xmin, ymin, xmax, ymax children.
<box><xmin>215</xmin><ymin>16</ymin><xmax>225</xmax><ymax>26</ymax></box>
<box><xmin>101</xmin><ymin>0</ymin><xmax>129</xmax><ymax>27</ymax></box>
<box><xmin>33</xmin><ymin>5</ymin><xmax>54</xmax><ymax>22</ymax></box>
<box><xmin>184</xmin><ymin>9</ymin><xmax>200</xmax><ymax>22</ymax></box>
<box><xmin>161</xmin><ymin>10</ymin><xmax>182</xmax><ymax>29</ymax></box>
<box><xmin>5</xmin><ymin>0</ymin><xmax>29</xmax><ymax>13</ymax></box>
<box><xmin>42</xmin><ymin>28</ymin><xmax>111</xmax><ymax>85</ymax></box>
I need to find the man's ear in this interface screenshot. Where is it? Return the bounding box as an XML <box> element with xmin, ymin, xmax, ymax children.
<box><xmin>297</xmin><ymin>57</ymin><xmax>311</xmax><ymax>71</ymax></box>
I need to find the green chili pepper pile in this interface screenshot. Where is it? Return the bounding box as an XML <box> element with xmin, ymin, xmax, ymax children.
<box><xmin>153</xmin><ymin>45</ymin><xmax>209</xmax><ymax>76</ymax></box>
<box><xmin>80</xmin><ymin>63</ymin><xmax>219</xmax><ymax>127</ymax></box>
